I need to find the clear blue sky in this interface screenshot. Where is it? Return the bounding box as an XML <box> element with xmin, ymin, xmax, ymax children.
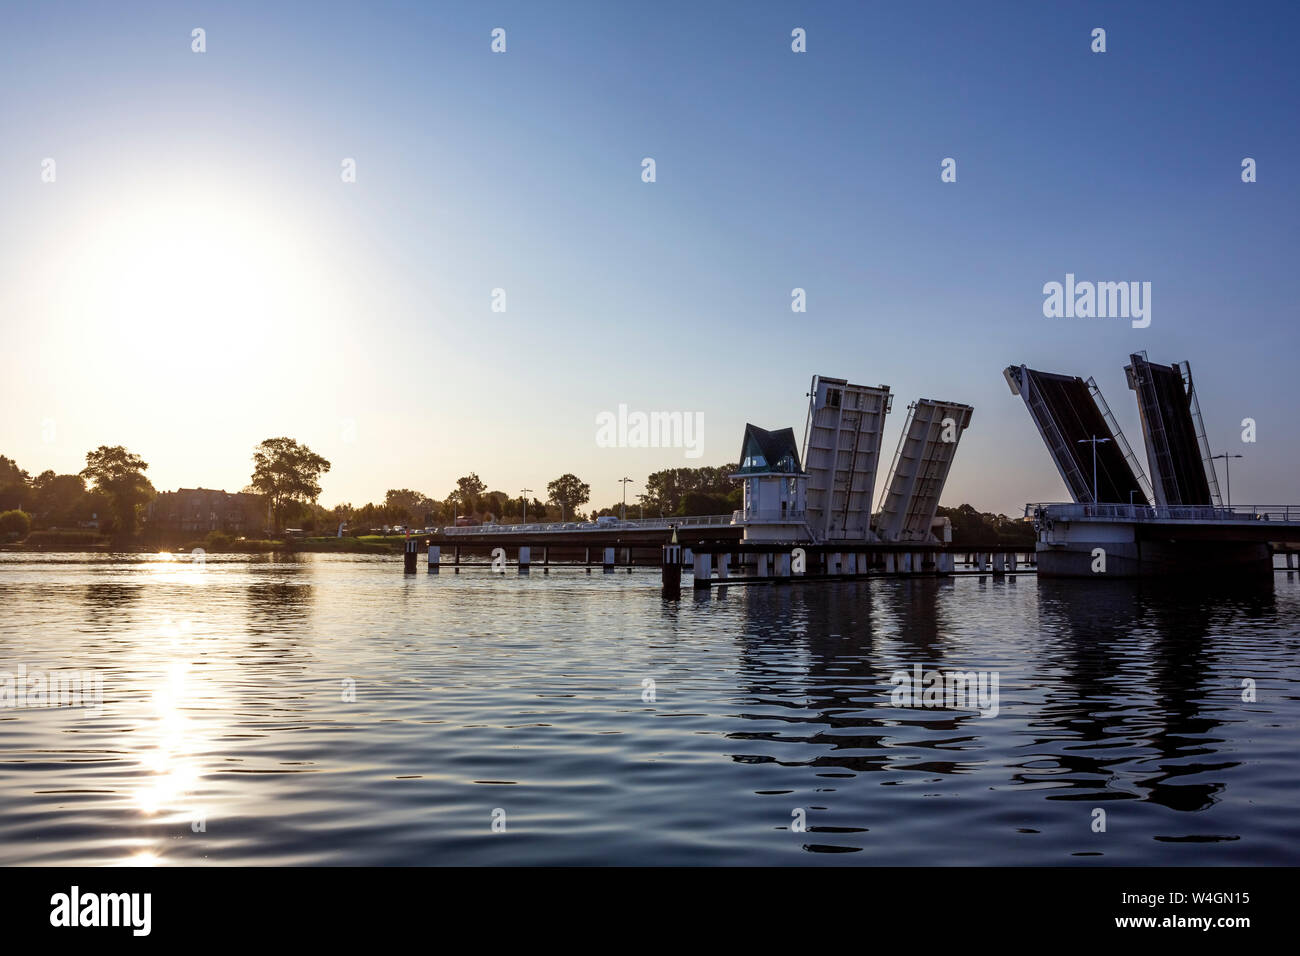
<box><xmin>1</xmin><ymin>0</ymin><xmax>1297</xmax><ymax>513</ymax></box>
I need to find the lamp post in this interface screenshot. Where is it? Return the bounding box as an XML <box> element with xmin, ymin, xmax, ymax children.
<box><xmin>520</xmin><ymin>488</ymin><xmax>532</xmax><ymax>523</ymax></box>
<box><xmin>619</xmin><ymin>477</ymin><xmax>633</xmax><ymax>522</ymax></box>
<box><xmin>1210</xmin><ymin>453</ymin><xmax>1243</xmax><ymax>509</ymax></box>
<box><xmin>1077</xmin><ymin>436</ymin><xmax>1111</xmax><ymax>503</ymax></box>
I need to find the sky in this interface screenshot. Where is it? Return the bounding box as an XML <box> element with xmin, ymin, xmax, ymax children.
<box><xmin>1</xmin><ymin>0</ymin><xmax>1297</xmax><ymax>515</ymax></box>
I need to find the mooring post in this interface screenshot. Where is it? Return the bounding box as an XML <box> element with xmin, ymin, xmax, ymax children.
<box><xmin>427</xmin><ymin>544</ymin><xmax>440</xmax><ymax>574</ymax></box>
<box><xmin>662</xmin><ymin>529</ymin><xmax>682</xmax><ymax>598</ymax></box>
<box><xmin>454</xmin><ymin>546</ymin><xmax>461</xmax><ymax>567</ymax></box>
<box><xmin>403</xmin><ymin>538</ymin><xmax>417</xmax><ymax>574</ymax></box>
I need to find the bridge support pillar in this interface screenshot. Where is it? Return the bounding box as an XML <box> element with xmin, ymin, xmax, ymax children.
<box><xmin>758</xmin><ymin>553</ymin><xmax>770</xmax><ymax>577</ymax></box>
<box><xmin>427</xmin><ymin>545</ymin><xmax>440</xmax><ymax>574</ymax></box>
<box><xmin>693</xmin><ymin>552</ymin><xmax>712</xmax><ymax>587</ymax></box>
<box><xmin>776</xmin><ymin>553</ymin><xmax>791</xmax><ymax>580</ymax></box>
<box><xmin>717</xmin><ymin>553</ymin><xmax>730</xmax><ymax>580</ymax></box>
<box><xmin>603</xmin><ymin>547</ymin><xmax>615</xmax><ymax>573</ymax></box>
<box><xmin>518</xmin><ymin>546</ymin><xmax>530</xmax><ymax>574</ymax></box>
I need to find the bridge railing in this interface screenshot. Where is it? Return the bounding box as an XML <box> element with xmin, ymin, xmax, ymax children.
<box><xmin>1027</xmin><ymin>502</ymin><xmax>1300</xmax><ymax>523</ymax></box>
<box><xmin>732</xmin><ymin>508</ymin><xmax>808</xmax><ymax>522</ymax></box>
<box><xmin>439</xmin><ymin>514</ymin><xmax>736</xmax><ymax>536</ymax></box>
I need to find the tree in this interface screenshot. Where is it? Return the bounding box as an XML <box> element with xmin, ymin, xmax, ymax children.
<box><xmin>250</xmin><ymin>438</ymin><xmax>331</xmax><ymax>533</ymax></box>
<box><xmin>0</xmin><ymin>455</ymin><xmax>29</xmax><ymax>511</ymax></box>
<box><xmin>80</xmin><ymin>446</ymin><xmax>154</xmax><ymax>537</ymax></box>
<box><xmin>645</xmin><ymin>465</ymin><xmax>738</xmax><ymax>514</ymax></box>
<box><xmin>546</xmin><ymin>474</ymin><xmax>590</xmax><ymax>522</ymax></box>
<box><xmin>447</xmin><ymin>473</ymin><xmax>486</xmax><ymax>517</ymax></box>
<box><xmin>30</xmin><ymin>471</ymin><xmax>90</xmax><ymax>528</ymax></box>
<box><xmin>0</xmin><ymin>509</ymin><xmax>30</xmax><ymax>538</ymax></box>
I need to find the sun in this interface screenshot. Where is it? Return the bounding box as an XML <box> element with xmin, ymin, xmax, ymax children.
<box><xmin>54</xmin><ymin>187</ymin><xmax>332</xmax><ymax>370</ymax></box>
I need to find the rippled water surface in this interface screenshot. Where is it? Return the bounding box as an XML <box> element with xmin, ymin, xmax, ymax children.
<box><xmin>1</xmin><ymin>552</ymin><xmax>1297</xmax><ymax>865</ymax></box>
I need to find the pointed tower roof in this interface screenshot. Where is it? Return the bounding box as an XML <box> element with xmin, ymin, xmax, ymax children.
<box><xmin>732</xmin><ymin>423</ymin><xmax>805</xmax><ymax>477</ymax></box>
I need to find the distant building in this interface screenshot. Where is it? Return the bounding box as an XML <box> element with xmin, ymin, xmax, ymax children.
<box><xmin>148</xmin><ymin>488</ymin><xmax>265</xmax><ymax>534</ymax></box>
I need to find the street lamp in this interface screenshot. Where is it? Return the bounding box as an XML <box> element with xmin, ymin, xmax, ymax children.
<box><xmin>619</xmin><ymin>477</ymin><xmax>633</xmax><ymax>522</ymax></box>
<box><xmin>520</xmin><ymin>487</ymin><xmax>532</xmax><ymax>523</ymax></box>
<box><xmin>1077</xmin><ymin>435</ymin><xmax>1111</xmax><ymax>504</ymax></box>
<box><xmin>1210</xmin><ymin>453</ymin><xmax>1243</xmax><ymax>509</ymax></box>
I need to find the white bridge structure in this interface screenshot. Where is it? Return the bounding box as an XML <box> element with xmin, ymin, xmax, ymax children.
<box><xmin>732</xmin><ymin>374</ymin><xmax>973</xmax><ymax>547</ymax></box>
<box><xmin>1010</xmin><ymin>355</ymin><xmax>1300</xmax><ymax>577</ymax></box>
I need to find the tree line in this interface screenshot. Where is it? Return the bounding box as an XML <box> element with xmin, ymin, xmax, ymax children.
<box><xmin>0</xmin><ymin>442</ymin><xmax>745</xmax><ymax>540</ymax></box>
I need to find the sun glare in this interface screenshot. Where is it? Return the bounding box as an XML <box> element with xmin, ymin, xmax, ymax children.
<box><xmin>56</xmin><ymin>190</ymin><xmax>333</xmax><ymax>369</ymax></box>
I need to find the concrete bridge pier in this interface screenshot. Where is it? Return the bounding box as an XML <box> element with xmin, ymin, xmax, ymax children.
<box><xmin>693</xmin><ymin>552</ymin><xmax>712</xmax><ymax>588</ymax></box>
<box><xmin>518</xmin><ymin>546</ymin><xmax>530</xmax><ymax>574</ymax></box>
<box><xmin>427</xmin><ymin>545</ymin><xmax>440</xmax><ymax>573</ymax></box>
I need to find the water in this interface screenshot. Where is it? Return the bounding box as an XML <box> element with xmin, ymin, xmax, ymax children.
<box><xmin>1</xmin><ymin>552</ymin><xmax>1297</xmax><ymax>866</ymax></box>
